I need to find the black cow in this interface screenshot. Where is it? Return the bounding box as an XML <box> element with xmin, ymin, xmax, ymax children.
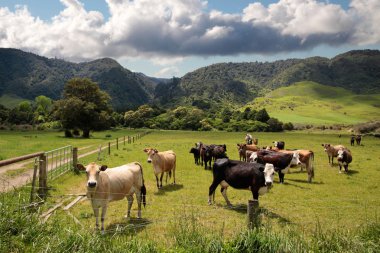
<box><xmin>337</xmin><ymin>148</ymin><xmax>352</xmax><ymax>173</ymax></box>
<box><xmin>201</xmin><ymin>145</ymin><xmax>213</xmax><ymax>169</ymax></box>
<box><xmin>208</xmin><ymin>159</ymin><xmax>275</xmax><ymax>206</ymax></box>
<box><xmin>273</xmin><ymin>141</ymin><xmax>285</xmax><ymax>150</ymax></box>
<box><xmin>350</xmin><ymin>135</ymin><xmax>355</xmax><ymax>146</ymax></box>
<box><xmin>189</xmin><ymin>147</ymin><xmax>200</xmax><ymax>165</ymax></box>
<box><xmin>250</xmin><ymin>150</ymin><xmax>300</xmax><ymax>183</ymax></box>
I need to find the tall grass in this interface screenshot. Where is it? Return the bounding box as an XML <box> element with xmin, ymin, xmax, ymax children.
<box><xmin>1</xmin><ymin>190</ymin><xmax>379</xmax><ymax>252</ymax></box>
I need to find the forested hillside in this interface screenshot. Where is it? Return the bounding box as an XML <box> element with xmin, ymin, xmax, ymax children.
<box><xmin>1</xmin><ymin>48</ymin><xmax>380</xmax><ymax>111</ymax></box>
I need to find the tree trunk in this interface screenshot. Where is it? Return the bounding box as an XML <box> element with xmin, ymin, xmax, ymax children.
<box><xmin>82</xmin><ymin>129</ymin><xmax>90</xmax><ymax>138</ymax></box>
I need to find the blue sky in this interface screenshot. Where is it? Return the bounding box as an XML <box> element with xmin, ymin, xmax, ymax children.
<box><xmin>0</xmin><ymin>0</ymin><xmax>379</xmax><ymax>77</ymax></box>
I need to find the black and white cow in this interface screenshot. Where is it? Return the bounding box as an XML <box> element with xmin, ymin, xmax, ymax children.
<box><xmin>250</xmin><ymin>150</ymin><xmax>300</xmax><ymax>184</ymax></box>
<box><xmin>337</xmin><ymin>148</ymin><xmax>352</xmax><ymax>173</ymax></box>
<box><xmin>208</xmin><ymin>159</ymin><xmax>275</xmax><ymax>206</ymax></box>
<box><xmin>273</xmin><ymin>141</ymin><xmax>285</xmax><ymax>150</ymax></box>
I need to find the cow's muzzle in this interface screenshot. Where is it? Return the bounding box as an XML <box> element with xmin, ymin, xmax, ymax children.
<box><xmin>147</xmin><ymin>160</ymin><xmax>152</xmax><ymax>163</ymax></box>
<box><xmin>88</xmin><ymin>182</ymin><xmax>97</xmax><ymax>188</ymax></box>
<box><xmin>265</xmin><ymin>182</ymin><xmax>273</xmax><ymax>188</ymax></box>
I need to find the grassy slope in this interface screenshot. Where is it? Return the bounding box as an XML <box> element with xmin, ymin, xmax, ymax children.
<box><xmin>31</xmin><ymin>130</ymin><xmax>380</xmax><ymax>247</ymax></box>
<box><xmin>0</xmin><ymin>94</ymin><xmax>31</xmax><ymax>108</ymax></box>
<box><xmin>250</xmin><ymin>81</ymin><xmax>380</xmax><ymax>125</ymax></box>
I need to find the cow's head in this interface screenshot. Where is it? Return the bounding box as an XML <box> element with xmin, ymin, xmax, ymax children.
<box><xmin>249</xmin><ymin>152</ymin><xmax>258</xmax><ymax>162</ymax></box>
<box><xmin>77</xmin><ymin>162</ymin><xmax>107</xmax><ymax>189</ymax></box>
<box><xmin>263</xmin><ymin>163</ymin><xmax>275</xmax><ymax>188</ymax></box>
<box><xmin>145</xmin><ymin>148</ymin><xmax>158</xmax><ymax>163</ymax></box>
<box><xmin>321</xmin><ymin>143</ymin><xmax>330</xmax><ymax>152</ymax></box>
<box><xmin>337</xmin><ymin>148</ymin><xmax>345</xmax><ymax>161</ymax></box>
<box><xmin>273</xmin><ymin>141</ymin><xmax>278</xmax><ymax>147</ymax></box>
<box><xmin>292</xmin><ymin>152</ymin><xmax>301</xmax><ymax>165</ymax></box>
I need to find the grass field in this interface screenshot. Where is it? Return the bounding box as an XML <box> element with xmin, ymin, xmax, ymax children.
<box><xmin>50</xmin><ymin>131</ymin><xmax>380</xmax><ymax>242</ymax></box>
<box><xmin>250</xmin><ymin>81</ymin><xmax>380</xmax><ymax>125</ymax></box>
<box><xmin>1</xmin><ymin>129</ymin><xmax>380</xmax><ymax>252</ymax></box>
<box><xmin>0</xmin><ymin>129</ymin><xmax>144</xmax><ymax>160</ymax></box>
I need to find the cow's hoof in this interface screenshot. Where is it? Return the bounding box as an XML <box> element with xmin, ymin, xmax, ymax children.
<box><xmin>101</xmin><ymin>230</ymin><xmax>105</xmax><ymax>235</ymax></box>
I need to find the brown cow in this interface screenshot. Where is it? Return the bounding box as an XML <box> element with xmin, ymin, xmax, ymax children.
<box><xmin>337</xmin><ymin>148</ymin><xmax>353</xmax><ymax>173</ymax></box>
<box><xmin>321</xmin><ymin>144</ymin><xmax>346</xmax><ymax>165</ymax></box>
<box><xmin>278</xmin><ymin>149</ymin><xmax>315</xmax><ymax>183</ymax></box>
<box><xmin>77</xmin><ymin>162</ymin><xmax>146</xmax><ymax>233</ymax></box>
<box><xmin>144</xmin><ymin>148</ymin><xmax>176</xmax><ymax>189</ymax></box>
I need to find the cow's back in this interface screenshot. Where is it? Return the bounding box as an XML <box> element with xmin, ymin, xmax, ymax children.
<box><xmin>106</xmin><ymin>164</ymin><xmax>137</xmax><ymax>201</ymax></box>
<box><xmin>158</xmin><ymin>150</ymin><xmax>176</xmax><ymax>170</ymax></box>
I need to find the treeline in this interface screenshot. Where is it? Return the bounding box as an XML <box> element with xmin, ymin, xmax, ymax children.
<box><xmin>0</xmin><ymin>78</ymin><xmax>293</xmax><ymax>135</ymax></box>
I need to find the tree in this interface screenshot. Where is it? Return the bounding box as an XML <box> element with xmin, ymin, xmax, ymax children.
<box><xmin>255</xmin><ymin>108</ymin><xmax>270</xmax><ymax>122</ymax></box>
<box><xmin>54</xmin><ymin>78</ymin><xmax>112</xmax><ymax>138</ymax></box>
<box><xmin>34</xmin><ymin>95</ymin><xmax>52</xmax><ymax>123</ymax></box>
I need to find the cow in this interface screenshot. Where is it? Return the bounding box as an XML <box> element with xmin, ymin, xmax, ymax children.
<box><xmin>337</xmin><ymin>148</ymin><xmax>353</xmax><ymax>173</ymax></box>
<box><xmin>237</xmin><ymin>145</ymin><xmax>246</xmax><ymax>161</ymax></box>
<box><xmin>245</xmin><ymin>133</ymin><xmax>253</xmax><ymax>144</ymax></box>
<box><xmin>237</xmin><ymin>144</ymin><xmax>259</xmax><ymax>162</ymax></box>
<box><xmin>321</xmin><ymin>144</ymin><xmax>346</xmax><ymax>165</ymax></box>
<box><xmin>210</xmin><ymin>144</ymin><xmax>228</xmax><ymax>160</ymax></box>
<box><xmin>277</xmin><ymin>149</ymin><xmax>315</xmax><ymax>183</ymax></box>
<box><xmin>208</xmin><ymin>158</ymin><xmax>275</xmax><ymax>206</ymax></box>
<box><xmin>200</xmin><ymin>145</ymin><xmax>213</xmax><ymax>169</ymax></box>
<box><xmin>355</xmin><ymin>135</ymin><xmax>362</xmax><ymax>145</ymax></box>
<box><xmin>189</xmin><ymin>146</ymin><xmax>200</xmax><ymax>165</ymax></box>
<box><xmin>350</xmin><ymin>135</ymin><xmax>355</xmax><ymax>146</ymax></box>
<box><xmin>76</xmin><ymin>162</ymin><xmax>146</xmax><ymax>233</ymax></box>
<box><xmin>250</xmin><ymin>150</ymin><xmax>301</xmax><ymax>183</ymax></box>
<box><xmin>144</xmin><ymin>148</ymin><xmax>176</xmax><ymax>189</ymax></box>
<box><xmin>273</xmin><ymin>141</ymin><xmax>285</xmax><ymax>150</ymax></box>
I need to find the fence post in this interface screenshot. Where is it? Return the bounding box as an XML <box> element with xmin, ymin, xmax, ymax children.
<box><xmin>108</xmin><ymin>142</ymin><xmax>111</xmax><ymax>155</ymax></box>
<box><xmin>116</xmin><ymin>138</ymin><xmax>119</xmax><ymax>150</ymax></box>
<box><xmin>247</xmin><ymin>200</ymin><xmax>260</xmax><ymax>229</ymax></box>
<box><xmin>97</xmin><ymin>145</ymin><xmax>102</xmax><ymax>161</ymax></box>
<box><xmin>38</xmin><ymin>154</ymin><xmax>47</xmax><ymax>199</ymax></box>
<box><xmin>72</xmin><ymin>147</ymin><xmax>78</xmax><ymax>173</ymax></box>
<box><xmin>30</xmin><ymin>158</ymin><xmax>39</xmax><ymax>203</ymax></box>
<box><xmin>132</xmin><ymin>136</ymin><xmax>135</xmax><ymax>143</ymax></box>
<box><xmin>123</xmin><ymin>136</ymin><xmax>125</xmax><ymax>146</ymax></box>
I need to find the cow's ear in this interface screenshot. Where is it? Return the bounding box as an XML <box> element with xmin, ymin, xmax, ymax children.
<box><xmin>154</xmin><ymin>149</ymin><xmax>158</xmax><ymax>153</ymax></box>
<box><xmin>77</xmin><ymin>164</ymin><xmax>86</xmax><ymax>171</ymax></box>
<box><xmin>321</xmin><ymin>144</ymin><xmax>324</xmax><ymax>146</ymax></box>
<box><xmin>258</xmin><ymin>166</ymin><xmax>265</xmax><ymax>172</ymax></box>
<box><xmin>100</xmin><ymin>165</ymin><xmax>107</xmax><ymax>171</ymax></box>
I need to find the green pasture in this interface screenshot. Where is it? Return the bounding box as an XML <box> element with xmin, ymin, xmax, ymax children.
<box><xmin>0</xmin><ymin>94</ymin><xmax>30</xmax><ymax>108</ymax></box>
<box><xmin>0</xmin><ymin>129</ymin><xmax>144</xmax><ymax>160</ymax></box>
<box><xmin>250</xmin><ymin>81</ymin><xmax>380</xmax><ymax>125</ymax></box>
<box><xmin>36</xmin><ymin>130</ymin><xmax>380</xmax><ymax>247</ymax></box>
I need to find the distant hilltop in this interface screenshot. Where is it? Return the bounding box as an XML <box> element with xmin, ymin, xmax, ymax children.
<box><xmin>0</xmin><ymin>48</ymin><xmax>379</xmax><ymax>110</ymax></box>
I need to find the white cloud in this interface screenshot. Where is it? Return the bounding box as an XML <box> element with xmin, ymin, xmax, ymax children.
<box><xmin>0</xmin><ymin>0</ymin><xmax>379</xmax><ymax>65</ymax></box>
<box><xmin>155</xmin><ymin>66</ymin><xmax>180</xmax><ymax>77</ymax></box>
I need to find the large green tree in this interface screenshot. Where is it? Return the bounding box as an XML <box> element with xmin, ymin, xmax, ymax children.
<box><xmin>54</xmin><ymin>78</ymin><xmax>112</xmax><ymax>138</ymax></box>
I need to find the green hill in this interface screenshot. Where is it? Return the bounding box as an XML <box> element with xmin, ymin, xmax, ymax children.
<box><xmin>250</xmin><ymin>82</ymin><xmax>380</xmax><ymax>125</ymax></box>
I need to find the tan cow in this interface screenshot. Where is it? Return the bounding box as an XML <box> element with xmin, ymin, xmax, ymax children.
<box><xmin>278</xmin><ymin>149</ymin><xmax>315</xmax><ymax>183</ymax></box>
<box><xmin>77</xmin><ymin>162</ymin><xmax>146</xmax><ymax>233</ymax></box>
<box><xmin>321</xmin><ymin>144</ymin><xmax>346</xmax><ymax>166</ymax></box>
<box><xmin>144</xmin><ymin>148</ymin><xmax>176</xmax><ymax>189</ymax></box>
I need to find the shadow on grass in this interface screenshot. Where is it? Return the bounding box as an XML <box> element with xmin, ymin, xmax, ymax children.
<box><xmin>106</xmin><ymin>217</ymin><xmax>152</xmax><ymax>235</ymax></box>
<box><xmin>260</xmin><ymin>207</ymin><xmax>292</xmax><ymax>225</ymax></box>
<box><xmin>340</xmin><ymin>169</ymin><xmax>359</xmax><ymax>175</ymax></box>
<box><xmin>280</xmin><ymin>181</ymin><xmax>311</xmax><ymax>190</ymax></box>
<box><xmin>154</xmin><ymin>183</ymin><xmax>184</xmax><ymax>196</ymax></box>
<box><xmin>287</xmin><ymin>178</ymin><xmax>324</xmax><ymax>185</ymax></box>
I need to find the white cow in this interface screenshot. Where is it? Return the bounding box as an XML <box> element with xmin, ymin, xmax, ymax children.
<box><xmin>144</xmin><ymin>148</ymin><xmax>176</xmax><ymax>189</ymax></box>
<box><xmin>77</xmin><ymin>162</ymin><xmax>146</xmax><ymax>233</ymax></box>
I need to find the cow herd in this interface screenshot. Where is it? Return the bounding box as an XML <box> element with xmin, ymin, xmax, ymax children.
<box><xmin>77</xmin><ymin>135</ymin><xmax>359</xmax><ymax>233</ymax></box>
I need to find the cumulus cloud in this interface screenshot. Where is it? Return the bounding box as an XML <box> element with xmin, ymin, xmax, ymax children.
<box><xmin>0</xmin><ymin>0</ymin><xmax>379</xmax><ymax>63</ymax></box>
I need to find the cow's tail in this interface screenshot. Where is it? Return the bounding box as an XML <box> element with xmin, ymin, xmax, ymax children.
<box><xmin>135</xmin><ymin>162</ymin><xmax>146</xmax><ymax>207</ymax></box>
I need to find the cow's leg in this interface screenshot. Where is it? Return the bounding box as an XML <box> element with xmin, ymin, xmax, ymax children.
<box><xmin>126</xmin><ymin>194</ymin><xmax>134</xmax><ymax>218</ymax></box>
<box><xmin>221</xmin><ymin>187</ymin><xmax>232</xmax><ymax>207</ymax></box>
<box><xmin>165</xmin><ymin>172</ymin><xmax>168</xmax><ymax>184</ymax></box>
<box><xmin>208</xmin><ymin>180</ymin><xmax>220</xmax><ymax>205</ymax></box>
<box><xmin>278</xmin><ymin>171</ymin><xmax>285</xmax><ymax>183</ymax></box>
<box><xmin>160</xmin><ymin>173</ymin><xmax>164</xmax><ymax>188</ymax></box>
<box><xmin>331</xmin><ymin>156</ymin><xmax>334</xmax><ymax>166</ymax></box>
<box><xmin>344</xmin><ymin>164</ymin><xmax>349</xmax><ymax>173</ymax></box>
<box><xmin>93</xmin><ymin>207</ymin><xmax>100</xmax><ymax>230</ymax></box>
<box><xmin>155</xmin><ymin>175</ymin><xmax>160</xmax><ymax>189</ymax></box>
<box><xmin>100</xmin><ymin>205</ymin><xmax>107</xmax><ymax>234</ymax></box>
<box><xmin>251</xmin><ymin>189</ymin><xmax>259</xmax><ymax>201</ymax></box>
<box><xmin>135</xmin><ymin>191</ymin><xmax>142</xmax><ymax>219</ymax></box>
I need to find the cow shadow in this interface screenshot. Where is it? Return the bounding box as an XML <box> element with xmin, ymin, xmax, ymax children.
<box><xmin>287</xmin><ymin>179</ymin><xmax>324</xmax><ymax>185</ymax></box>
<box><xmin>277</xmin><ymin>181</ymin><xmax>310</xmax><ymax>190</ymax></box>
<box><xmin>340</xmin><ymin>169</ymin><xmax>359</xmax><ymax>175</ymax></box>
<box><xmin>260</xmin><ymin>208</ymin><xmax>292</xmax><ymax>225</ymax></box>
<box><xmin>106</xmin><ymin>217</ymin><xmax>151</xmax><ymax>235</ymax></box>
<box><xmin>221</xmin><ymin>203</ymin><xmax>247</xmax><ymax>214</ymax></box>
<box><xmin>154</xmin><ymin>184</ymin><xmax>184</xmax><ymax>196</ymax></box>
